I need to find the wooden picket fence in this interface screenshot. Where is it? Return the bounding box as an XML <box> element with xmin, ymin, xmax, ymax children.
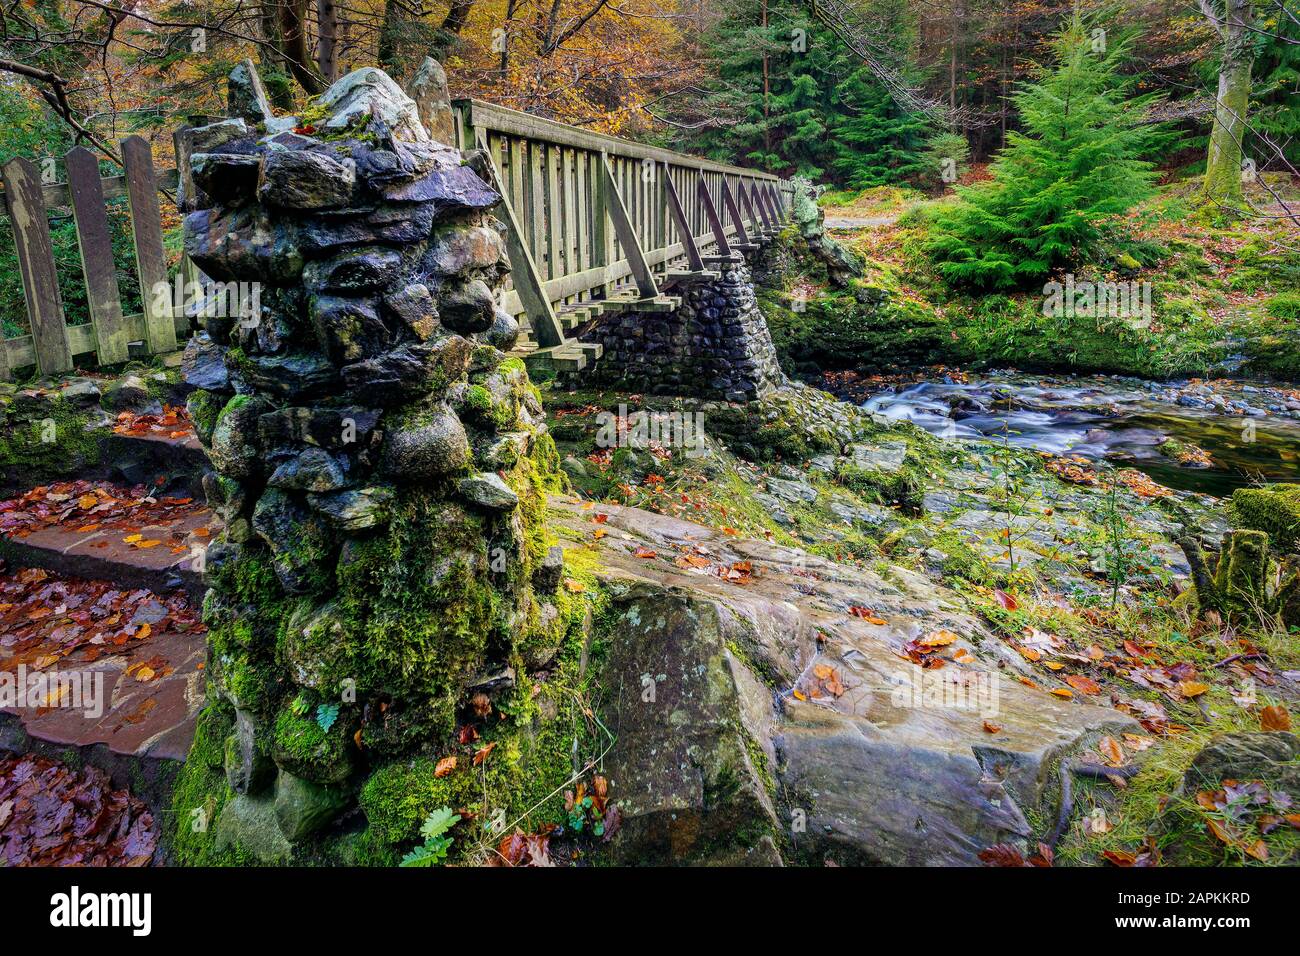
<box><xmin>0</xmin><ymin>137</ymin><xmax>193</xmax><ymax>383</ymax></box>
<box><xmin>453</xmin><ymin>99</ymin><xmax>795</xmax><ymax>369</ymax></box>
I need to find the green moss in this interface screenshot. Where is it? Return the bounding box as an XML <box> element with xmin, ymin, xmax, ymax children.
<box><xmin>0</xmin><ymin>397</ymin><xmax>101</xmax><ymax>479</ymax></box>
<box><xmin>187</xmin><ymin>389</ymin><xmax>224</xmax><ymax>445</ymax></box>
<box><xmin>273</xmin><ymin>704</ymin><xmax>353</xmax><ymax>784</ymax></box>
<box><xmin>167</xmin><ymin>701</ymin><xmax>252</xmax><ymax>866</ymax></box>
<box><xmin>835</xmin><ymin>459</ymin><xmax>925</xmax><ymax>513</ymax></box>
<box><xmin>1231</xmin><ymin>484</ymin><xmax>1300</xmax><ymax>554</ymax></box>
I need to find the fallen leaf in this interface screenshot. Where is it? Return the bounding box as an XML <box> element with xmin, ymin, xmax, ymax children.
<box><xmin>434</xmin><ymin>756</ymin><xmax>457</xmax><ymax>778</ymax></box>
<box><xmin>1261</xmin><ymin>705</ymin><xmax>1291</xmax><ymax>732</ymax></box>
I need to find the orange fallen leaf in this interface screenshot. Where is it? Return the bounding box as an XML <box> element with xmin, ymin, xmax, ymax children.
<box><xmin>921</xmin><ymin>629</ymin><xmax>959</xmax><ymax>647</ymax></box>
<box><xmin>563</xmin><ymin>579</ymin><xmax>586</xmax><ymax>593</ymax></box>
<box><xmin>983</xmin><ymin>721</ymin><xmax>1002</xmax><ymax>734</ymax></box>
<box><xmin>1098</xmin><ymin>736</ymin><xmax>1125</xmax><ymax>767</ymax></box>
<box><xmin>1065</xmin><ymin>675</ymin><xmax>1101</xmax><ymax>695</ymax></box>
<box><xmin>473</xmin><ymin>742</ymin><xmax>497</xmax><ymax>766</ymax></box>
<box><xmin>1050</xmin><ymin>688</ymin><xmax>1074</xmax><ymax>699</ymax></box>
<box><xmin>1261</xmin><ymin>704</ymin><xmax>1291</xmax><ymax>732</ymax></box>
<box><xmin>435</xmin><ymin>756</ymin><xmax>457</xmax><ymax>778</ymax></box>
<box><xmin>1178</xmin><ymin>681</ymin><xmax>1209</xmax><ymax>699</ymax></box>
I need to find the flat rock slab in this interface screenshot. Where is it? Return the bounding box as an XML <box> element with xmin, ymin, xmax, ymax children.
<box><xmin>2</xmin><ymin>629</ymin><xmax>205</xmax><ymax>763</ymax></box>
<box><xmin>0</xmin><ymin>507</ymin><xmax>215</xmax><ymax>603</ymax></box>
<box><xmin>550</xmin><ymin>497</ymin><xmax>1138</xmax><ymax>866</ymax></box>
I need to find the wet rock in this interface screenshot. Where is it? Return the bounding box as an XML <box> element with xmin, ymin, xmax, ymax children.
<box><xmin>486</xmin><ymin>310</ymin><xmax>520</xmax><ymax>351</ymax></box>
<box><xmin>58</xmin><ymin>379</ymin><xmax>101</xmax><ymax>409</ymax></box>
<box><xmin>258</xmin><ymin>405</ymin><xmax>381</xmax><ymax>451</ymax></box>
<box><xmin>379</xmin><ymin>408</ymin><xmax>470</xmax><ymax>479</ymax></box>
<box><xmin>381</xmin><ymin>165</ymin><xmax>499</xmax><ymax>213</ymax></box>
<box><xmin>214</xmin><ymin>793</ymin><xmax>291</xmax><ymax>863</ymax></box>
<box><xmin>601</xmin><ymin>582</ymin><xmax>779</xmax><ymax>865</ymax></box>
<box><xmin>308</xmin><ymin>486</ymin><xmax>395</xmax><ymax>531</ymax></box>
<box><xmin>100</xmin><ymin>375</ymin><xmax>162</xmax><ymax>415</ymax></box>
<box><xmin>210</xmin><ymin>396</ymin><xmax>271</xmax><ymax>479</ymax></box>
<box><xmin>238</xmin><ymin>351</ymin><xmax>339</xmax><ymax>401</ymax></box>
<box><xmin>408</xmin><ymin>57</ymin><xmax>456</xmax><ymax>145</ymax></box>
<box><xmin>317</xmin><ymin>67</ymin><xmax>427</xmax><ymax>142</ymax></box>
<box><xmin>268</xmin><ymin>447</ymin><xmax>351</xmax><ymax>492</ymax></box>
<box><xmin>340</xmin><ymin>337</ymin><xmax>471</xmax><ymax>405</ymax></box>
<box><xmin>252</xmin><ymin>488</ymin><xmax>335</xmax><ymax>594</ymax></box>
<box><xmin>184</xmin><ymin>204</ymin><xmax>304</xmax><ymax>284</ymax></box>
<box><xmin>1183</xmin><ymin>732</ymin><xmax>1300</xmax><ymax>792</ymax></box>
<box><xmin>383</xmin><ymin>284</ymin><xmax>439</xmax><ymax>341</ymax></box>
<box><xmin>274</xmin><ymin>771</ymin><xmax>347</xmax><ymax>842</ymax></box>
<box><xmin>224</xmin><ymin>710</ymin><xmax>275</xmax><ymax>795</ymax></box>
<box><xmin>308</xmin><ymin>295</ymin><xmax>392</xmax><ymax>364</ymax></box>
<box><xmin>228</xmin><ymin>58</ymin><xmax>275</xmax><ymax>125</ymax></box>
<box><xmin>534</xmin><ymin>546</ymin><xmax>564</xmax><ymax>594</ymax></box>
<box><xmin>191</xmin><ymin>152</ymin><xmax>262</xmax><ymax>203</ymax></box>
<box><xmin>182</xmin><ymin>332</ymin><xmax>230</xmax><ymax>392</ymax></box>
<box><xmin>458</xmin><ymin>472</ymin><xmax>518</xmax><ymax>511</ymax></box>
<box><xmin>304</xmin><ymin>247</ymin><xmax>405</xmax><ymax>293</ymax></box>
<box><xmin>259</xmin><ymin>149</ymin><xmax>356</xmax><ymax>210</ymax></box>
<box><xmin>436</xmin><ymin>279</ymin><xmax>497</xmax><ymax>335</ymax></box>
<box><xmin>424</xmin><ymin>225</ymin><xmax>503</xmax><ymax>277</ymax></box>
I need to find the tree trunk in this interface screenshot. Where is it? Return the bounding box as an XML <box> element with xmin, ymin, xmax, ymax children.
<box><xmin>317</xmin><ymin>0</ymin><xmax>338</xmax><ymax>83</ymax></box>
<box><xmin>1201</xmin><ymin>0</ymin><xmax>1256</xmax><ymax>210</ymax></box>
<box><xmin>279</xmin><ymin>0</ymin><xmax>325</xmax><ymax>95</ymax></box>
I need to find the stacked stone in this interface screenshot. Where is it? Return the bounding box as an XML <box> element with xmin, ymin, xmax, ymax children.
<box><xmin>178</xmin><ymin>65</ymin><xmax>564</xmax><ymax>861</ymax></box>
<box><xmin>582</xmin><ymin>257</ymin><xmax>784</xmax><ymax>402</ymax></box>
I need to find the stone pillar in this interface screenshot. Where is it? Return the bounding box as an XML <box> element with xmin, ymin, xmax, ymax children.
<box><xmin>174</xmin><ymin>66</ymin><xmax>566</xmax><ymax>863</ymax></box>
<box><xmin>580</xmin><ymin>257</ymin><xmax>785</xmax><ymax>402</ymax></box>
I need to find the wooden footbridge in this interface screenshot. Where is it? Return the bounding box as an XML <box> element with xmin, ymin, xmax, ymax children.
<box><xmin>455</xmin><ymin>100</ymin><xmax>794</xmax><ymax>372</ymax></box>
<box><xmin>0</xmin><ymin>88</ymin><xmax>792</xmax><ymax>383</ymax></box>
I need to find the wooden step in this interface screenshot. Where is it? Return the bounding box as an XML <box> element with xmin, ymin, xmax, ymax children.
<box><xmin>596</xmin><ymin>295</ymin><xmax>682</xmax><ymax>315</ymax></box>
<box><xmin>522</xmin><ymin>341</ymin><xmax>596</xmax><ymax>373</ymax></box>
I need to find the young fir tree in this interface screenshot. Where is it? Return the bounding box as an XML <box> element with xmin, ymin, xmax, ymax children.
<box><xmin>925</xmin><ymin>15</ymin><xmax>1166</xmax><ymax>289</ymax></box>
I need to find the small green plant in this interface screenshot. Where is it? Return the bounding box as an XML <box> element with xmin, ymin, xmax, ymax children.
<box><xmin>1097</xmin><ymin>467</ymin><xmax>1133</xmax><ymax>609</ymax></box>
<box><xmin>316</xmin><ymin>702</ymin><xmax>340</xmax><ymax>732</ymax></box>
<box><xmin>399</xmin><ymin>807</ymin><xmax>460</xmax><ymax>867</ymax></box>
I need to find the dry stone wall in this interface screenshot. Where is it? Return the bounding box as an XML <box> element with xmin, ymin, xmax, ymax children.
<box><xmin>175</xmin><ymin>65</ymin><xmax>568</xmax><ymax>863</ymax></box>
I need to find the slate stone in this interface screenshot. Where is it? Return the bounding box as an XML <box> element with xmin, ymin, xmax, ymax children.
<box><xmin>437</xmin><ymin>278</ymin><xmax>496</xmax><ymax>334</ymax></box>
<box><xmin>181</xmin><ymin>331</ymin><xmax>230</xmax><ymax>392</ymax></box>
<box><xmin>268</xmin><ymin>447</ymin><xmax>351</xmax><ymax>492</ymax></box>
<box><xmin>340</xmin><ymin>336</ymin><xmax>471</xmax><ymax>405</ymax></box>
<box><xmin>191</xmin><ymin>152</ymin><xmax>263</xmax><ymax>203</ymax></box>
<box><xmin>458</xmin><ymin>472</ymin><xmax>519</xmax><ymax>511</ymax></box>
<box><xmin>308</xmin><ymin>294</ymin><xmax>392</xmax><ymax>364</ymax></box>
<box><xmin>259</xmin><ymin>149</ymin><xmax>357</xmax><ymax>210</ymax></box>
<box><xmin>379</xmin><ymin>408</ymin><xmax>470</xmax><ymax>479</ymax></box>
<box><xmin>303</xmin><ymin>247</ymin><xmax>404</xmax><ymax>293</ymax></box>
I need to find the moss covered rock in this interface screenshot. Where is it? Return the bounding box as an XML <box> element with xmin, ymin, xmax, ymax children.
<box><xmin>1232</xmin><ymin>484</ymin><xmax>1300</xmax><ymax>554</ymax></box>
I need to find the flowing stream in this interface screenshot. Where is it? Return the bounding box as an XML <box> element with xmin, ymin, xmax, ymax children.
<box><xmin>859</xmin><ymin>371</ymin><xmax>1300</xmax><ymax>496</ymax></box>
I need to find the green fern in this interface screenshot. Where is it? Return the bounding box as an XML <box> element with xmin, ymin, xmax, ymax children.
<box><xmin>398</xmin><ymin>807</ymin><xmax>459</xmax><ymax>868</ymax></box>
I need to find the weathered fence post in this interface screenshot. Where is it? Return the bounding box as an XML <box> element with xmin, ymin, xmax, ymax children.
<box><xmin>65</xmin><ymin>146</ymin><xmax>130</xmax><ymax>365</ymax></box>
<box><xmin>122</xmin><ymin>136</ymin><xmax>177</xmax><ymax>355</ymax></box>
<box><xmin>1</xmin><ymin>157</ymin><xmax>72</xmax><ymax>375</ymax></box>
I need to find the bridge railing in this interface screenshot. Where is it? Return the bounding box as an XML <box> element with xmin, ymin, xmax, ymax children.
<box><xmin>453</xmin><ymin>99</ymin><xmax>795</xmax><ymax>351</ymax></box>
